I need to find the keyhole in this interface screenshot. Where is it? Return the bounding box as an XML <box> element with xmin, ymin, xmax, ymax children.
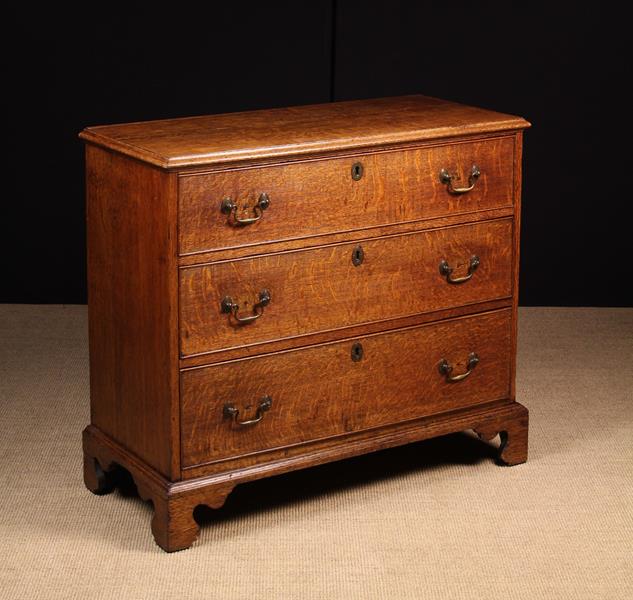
<box><xmin>351</xmin><ymin>162</ymin><xmax>364</xmax><ymax>181</ymax></box>
<box><xmin>351</xmin><ymin>342</ymin><xmax>364</xmax><ymax>362</ymax></box>
<box><xmin>352</xmin><ymin>245</ymin><xmax>364</xmax><ymax>266</ymax></box>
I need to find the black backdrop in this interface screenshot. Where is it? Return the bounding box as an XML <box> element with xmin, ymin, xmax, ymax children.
<box><xmin>3</xmin><ymin>2</ymin><xmax>628</xmax><ymax>306</ymax></box>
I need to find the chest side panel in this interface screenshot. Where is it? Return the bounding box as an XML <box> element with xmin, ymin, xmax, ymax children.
<box><xmin>85</xmin><ymin>145</ymin><xmax>179</xmax><ymax>479</ymax></box>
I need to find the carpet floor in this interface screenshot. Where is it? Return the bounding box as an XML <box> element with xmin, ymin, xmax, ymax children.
<box><xmin>0</xmin><ymin>305</ymin><xmax>631</xmax><ymax>600</ymax></box>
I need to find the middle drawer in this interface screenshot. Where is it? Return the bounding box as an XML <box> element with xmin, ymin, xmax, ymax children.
<box><xmin>179</xmin><ymin>218</ymin><xmax>513</xmax><ymax>357</ymax></box>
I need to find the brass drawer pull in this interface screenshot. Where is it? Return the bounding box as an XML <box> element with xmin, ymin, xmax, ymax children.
<box><xmin>439</xmin><ymin>164</ymin><xmax>481</xmax><ymax>194</ymax></box>
<box><xmin>221</xmin><ymin>192</ymin><xmax>270</xmax><ymax>225</ymax></box>
<box><xmin>223</xmin><ymin>395</ymin><xmax>272</xmax><ymax>426</ymax></box>
<box><xmin>221</xmin><ymin>289</ymin><xmax>271</xmax><ymax>324</ymax></box>
<box><xmin>439</xmin><ymin>255</ymin><xmax>480</xmax><ymax>284</ymax></box>
<box><xmin>439</xmin><ymin>352</ymin><xmax>479</xmax><ymax>382</ymax></box>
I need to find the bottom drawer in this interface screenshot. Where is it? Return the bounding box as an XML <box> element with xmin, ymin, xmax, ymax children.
<box><xmin>181</xmin><ymin>309</ymin><xmax>512</xmax><ymax>467</ymax></box>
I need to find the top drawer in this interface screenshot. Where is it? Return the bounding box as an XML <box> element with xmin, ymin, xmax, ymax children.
<box><xmin>179</xmin><ymin>136</ymin><xmax>515</xmax><ymax>255</ymax></box>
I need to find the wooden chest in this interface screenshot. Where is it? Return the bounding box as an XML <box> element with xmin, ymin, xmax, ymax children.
<box><xmin>80</xmin><ymin>95</ymin><xmax>530</xmax><ymax>551</ymax></box>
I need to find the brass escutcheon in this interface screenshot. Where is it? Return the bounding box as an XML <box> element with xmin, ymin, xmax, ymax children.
<box><xmin>351</xmin><ymin>342</ymin><xmax>364</xmax><ymax>362</ymax></box>
<box><xmin>351</xmin><ymin>162</ymin><xmax>364</xmax><ymax>181</ymax></box>
<box><xmin>352</xmin><ymin>245</ymin><xmax>364</xmax><ymax>266</ymax></box>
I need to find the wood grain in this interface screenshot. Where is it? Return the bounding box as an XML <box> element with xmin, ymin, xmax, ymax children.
<box><xmin>180</xmin><ymin>309</ymin><xmax>512</xmax><ymax>468</ymax></box>
<box><xmin>179</xmin><ymin>136</ymin><xmax>514</xmax><ymax>255</ymax></box>
<box><xmin>180</xmin><ymin>400</ymin><xmax>528</xmax><ymax>481</ymax></box>
<box><xmin>510</xmin><ymin>131</ymin><xmax>524</xmax><ymax>401</ymax></box>
<box><xmin>84</xmin><ymin>398</ymin><xmax>527</xmax><ymax>551</ymax></box>
<box><xmin>180</xmin><ymin>219</ymin><xmax>513</xmax><ymax>357</ymax></box>
<box><xmin>177</xmin><ymin>205</ymin><xmax>515</xmax><ymax>267</ymax></box>
<box><xmin>474</xmin><ymin>410</ymin><xmax>529</xmax><ymax>466</ymax></box>
<box><xmin>83</xmin><ymin>425</ymin><xmax>234</xmax><ymax>552</ymax></box>
<box><xmin>85</xmin><ymin>145</ymin><xmax>180</xmax><ymax>478</ymax></box>
<box><xmin>179</xmin><ymin>298</ymin><xmax>512</xmax><ymax>368</ymax></box>
<box><xmin>81</xmin><ymin>94</ymin><xmax>529</xmax><ymax>552</ymax></box>
<box><xmin>79</xmin><ymin>95</ymin><xmax>530</xmax><ymax>169</ymax></box>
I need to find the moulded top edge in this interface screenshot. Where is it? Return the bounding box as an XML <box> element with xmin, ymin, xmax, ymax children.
<box><xmin>79</xmin><ymin>95</ymin><xmax>530</xmax><ymax>169</ymax></box>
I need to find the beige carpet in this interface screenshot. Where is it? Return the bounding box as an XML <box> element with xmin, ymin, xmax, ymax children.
<box><xmin>0</xmin><ymin>306</ymin><xmax>631</xmax><ymax>600</ymax></box>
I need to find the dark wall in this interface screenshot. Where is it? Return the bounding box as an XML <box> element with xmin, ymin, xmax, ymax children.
<box><xmin>3</xmin><ymin>3</ymin><xmax>627</xmax><ymax>306</ymax></box>
<box><xmin>332</xmin><ymin>2</ymin><xmax>624</xmax><ymax>307</ymax></box>
<box><xmin>3</xmin><ymin>4</ymin><xmax>333</xmax><ymax>304</ymax></box>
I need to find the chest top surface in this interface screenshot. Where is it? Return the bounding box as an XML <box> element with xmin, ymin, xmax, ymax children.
<box><xmin>79</xmin><ymin>95</ymin><xmax>530</xmax><ymax>169</ymax></box>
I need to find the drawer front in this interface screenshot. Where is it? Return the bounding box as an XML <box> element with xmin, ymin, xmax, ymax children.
<box><xmin>180</xmin><ymin>219</ymin><xmax>512</xmax><ymax>357</ymax></box>
<box><xmin>181</xmin><ymin>309</ymin><xmax>511</xmax><ymax>467</ymax></box>
<box><xmin>179</xmin><ymin>137</ymin><xmax>514</xmax><ymax>255</ymax></box>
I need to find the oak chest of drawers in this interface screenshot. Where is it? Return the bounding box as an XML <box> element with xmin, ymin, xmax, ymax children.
<box><xmin>80</xmin><ymin>95</ymin><xmax>530</xmax><ymax>552</ymax></box>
